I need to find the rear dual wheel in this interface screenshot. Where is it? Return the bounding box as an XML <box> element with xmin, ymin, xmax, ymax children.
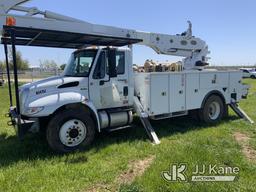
<box><xmin>199</xmin><ymin>95</ymin><xmax>226</xmax><ymax>124</ymax></box>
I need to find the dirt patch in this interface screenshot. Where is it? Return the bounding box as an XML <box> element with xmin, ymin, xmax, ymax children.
<box><xmin>86</xmin><ymin>156</ymin><xmax>155</xmax><ymax>192</ymax></box>
<box><xmin>234</xmin><ymin>132</ymin><xmax>256</xmax><ymax>161</ymax></box>
<box><xmin>86</xmin><ymin>184</ymin><xmax>111</xmax><ymax>192</ymax></box>
<box><xmin>116</xmin><ymin>155</ymin><xmax>156</xmax><ymax>185</ymax></box>
<box><xmin>234</xmin><ymin>132</ymin><xmax>250</xmax><ymax>143</ymax></box>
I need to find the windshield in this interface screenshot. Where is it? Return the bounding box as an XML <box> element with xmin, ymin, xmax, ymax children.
<box><xmin>63</xmin><ymin>50</ymin><xmax>97</xmax><ymax>77</ymax></box>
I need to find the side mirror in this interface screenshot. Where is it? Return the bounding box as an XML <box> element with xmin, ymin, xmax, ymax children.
<box><xmin>108</xmin><ymin>49</ymin><xmax>117</xmax><ymax>78</ymax></box>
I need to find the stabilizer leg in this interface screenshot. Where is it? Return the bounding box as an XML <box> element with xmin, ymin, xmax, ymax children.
<box><xmin>139</xmin><ymin>116</ymin><xmax>160</xmax><ymax>145</ymax></box>
<box><xmin>134</xmin><ymin>97</ymin><xmax>160</xmax><ymax>145</ymax></box>
<box><xmin>229</xmin><ymin>103</ymin><xmax>254</xmax><ymax>124</ymax></box>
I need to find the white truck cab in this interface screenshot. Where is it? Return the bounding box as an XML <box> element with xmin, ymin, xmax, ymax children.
<box><xmin>18</xmin><ymin>47</ymin><xmax>136</xmax><ymax>152</ymax></box>
<box><xmin>20</xmin><ymin>47</ymin><xmax>133</xmax><ymax>117</ymax></box>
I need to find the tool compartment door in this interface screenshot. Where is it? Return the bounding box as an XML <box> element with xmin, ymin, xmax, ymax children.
<box><xmin>200</xmin><ymin>72</ymin><xmax>229</xmax><ymax>89</ymax></box>
<box><xmin>186</xmin><ymin>73</ymin><xmax>200</xmax><ymax>109</ymax></box>
<box><xmin>169</xmin><ymin>74</ymin><xmax>186</xmax><ymax>112</ymax></box>
<box><xmin>150</xmin><ymin>74</ymin><xmax>169</xmax><ymax>115</ymax></box>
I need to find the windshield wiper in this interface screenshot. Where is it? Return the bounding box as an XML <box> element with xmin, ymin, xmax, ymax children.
<box><xmin>64</xmin><ymin>74</ymin><xmax>87</xmax><ymax>77</ymax></box>
<box><xmin>64</xmin><ymin>75</ymin><xmax>74</xmax><ymax>77</ymax></box>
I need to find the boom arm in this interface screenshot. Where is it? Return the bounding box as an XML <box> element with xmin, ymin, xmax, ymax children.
<box><xmin>0</xmin><ymin>0</ymin><xmax>209</xmax><ymax>69</ymax></box>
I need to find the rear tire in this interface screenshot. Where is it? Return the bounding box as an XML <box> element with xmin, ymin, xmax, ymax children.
<box><xmin>199</xmin><ymin>95</ymin><xmax>225</xmax><ymax>124</ymax></box>
<box><xmin>251</xmin><ymin>75</ymin><xmax>256</xmax><ymax>79</ymax></box>
<box><xmin>46</xmin><ymin>108</ymin><xmax>95</xmax><ymax>153</ymax></box>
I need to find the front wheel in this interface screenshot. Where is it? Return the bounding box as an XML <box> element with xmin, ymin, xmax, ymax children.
<box><xmin>199</xmin><ymin>95</ymin><xmax>225</xmax><ymax>124</ymax></box>
<box><xmin>46</xmin><ymin>108</ymin><xmax>95</xmax><ymax>153</ymax></box>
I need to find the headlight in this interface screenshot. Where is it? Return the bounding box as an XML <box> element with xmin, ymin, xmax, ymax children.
<box><xmin>25</xmin><ymin>107</ymin><xmax>44</xmax><ymax>115</ymax></box>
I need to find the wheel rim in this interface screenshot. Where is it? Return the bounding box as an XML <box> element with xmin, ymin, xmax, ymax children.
<box><xmin>59</xmin><ymin>119</ymin><xmax>87</xmax><ymax>147</ymax></box>
<box><xmin>208</xmin><ymin>101</ymin><xmax>221</xmax><ymax>120</ymax></box>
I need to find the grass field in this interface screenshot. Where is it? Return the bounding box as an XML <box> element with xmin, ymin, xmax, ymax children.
<box><xmin>0</xmin><ymin>79</ymin><xmax>256</xmax><ymax>192</ymax></box>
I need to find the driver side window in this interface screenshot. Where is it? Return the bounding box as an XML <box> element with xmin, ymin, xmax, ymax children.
<box><xmin>106</xmin><ymin>51</ymin><xmax>125</xmax><ymax>75</ymax></box>
<box><xmin>93</xmin><ymin>51</ymin><xmax>106</xmax><ymax>79</ymax></box>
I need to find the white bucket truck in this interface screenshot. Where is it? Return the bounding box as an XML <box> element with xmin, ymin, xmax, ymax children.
<box><xmin>0</xmin><ymin>0</ymin><xmax>252</xmax><ymax>152</ymax></box>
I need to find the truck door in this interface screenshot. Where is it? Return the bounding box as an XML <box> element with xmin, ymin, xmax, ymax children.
<box><xmin>89</xmin><ymin>49</ymin><xmax>129</xmax><ymax>109</ymax></box>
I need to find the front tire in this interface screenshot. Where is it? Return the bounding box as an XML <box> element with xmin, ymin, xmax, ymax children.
<box><xmin>199</xmin><ymin>95</ymin><xmax>225</xmax><ymax>124</ymax></box>
<box><xmin>46</xmin><ymin>108</ymin><xmax>95</xmax><ymax>153</ymax></box>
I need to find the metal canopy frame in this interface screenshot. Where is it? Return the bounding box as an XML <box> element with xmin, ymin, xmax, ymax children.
<box><xmin>2</xmin><ymin>28</ymin><xmax>23</xmax><ymax>136</ymax></box>
<box><xmin>2</xmin><ymin>26</ymin><xmax>143</xmax><ymax>48</ymax></box>
<box><xmin>1</xmin><ymin>26</ymin><xmax>142</xmax><ymax>138</ymax></box>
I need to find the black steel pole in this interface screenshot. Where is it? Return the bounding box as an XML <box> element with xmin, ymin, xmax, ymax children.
<box><xmin>10</xmin><ymin>29</ymin><xmax>21</xmax><ymax>121</ymax></box>
<box><xmin>4</xmin><ymin>43</ymin><xmax>13</xmax><ymax>107</ymax></box>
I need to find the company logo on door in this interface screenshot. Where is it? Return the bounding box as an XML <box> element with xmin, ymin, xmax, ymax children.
<box><xmin>162</xmin><ymin>163</ymin><xmax>239</xmax><ymax>182</ymax></box>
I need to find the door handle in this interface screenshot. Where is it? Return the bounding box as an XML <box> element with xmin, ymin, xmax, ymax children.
<box><xmin>118</xmin><ymin>79</ymin><xmax>128</xmax><ymax>83</ymax></box>
<box><xmin>99</xmin><ymin>80</ymin><xmax>105</xmax><ymax>86</ymax></box>
<box><xmin>123</xmin><ymin>86</ymin><xmax>128</xmax><ymax>96</ymax></box>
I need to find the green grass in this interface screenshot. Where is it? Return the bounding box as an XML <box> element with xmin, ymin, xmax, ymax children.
<box><xmin>0</xmin><ymin>79</ymin><xmax>256</xmax><ymax>192</ymax></box>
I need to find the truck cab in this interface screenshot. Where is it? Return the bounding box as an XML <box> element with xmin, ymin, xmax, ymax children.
<box><xmin>20</xmin><ymin>47</ymin><xmax>134</xmax><ymax>116</ymax></box>
<box><xmin>18</xmin><ymin>47</ymin><xmax>134</xmax><ymax>152</ymax></box>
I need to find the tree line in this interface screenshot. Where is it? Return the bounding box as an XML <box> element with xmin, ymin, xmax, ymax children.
<box><xmin>0</xmin><ymin>48</ymin><xmax>29</xmax><ymax>71</ymax></box>
<box><xmin>0</xmin><ymin>48</ymin><xmax>66</xmax><ymax>71</ymax></box>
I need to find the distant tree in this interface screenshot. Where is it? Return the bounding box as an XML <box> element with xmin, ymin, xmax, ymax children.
<box><xmin>60</xmin><ymin>64</ymin><xmax>66</xmax><ymax>71</ymax></box>
<box><xmin>39</xmin><ymin>59</ymin><xmax>58</xmax><ymax>70</ymax></box>
<box><xmin>0</xmin><ymin>60</ymin><xmax>5</xmax><ymax>71</ymax></box>
<box><xmin>8</xmin><ymin>47</ymin><xmax>29</xmax><ymax>70</ymax></box>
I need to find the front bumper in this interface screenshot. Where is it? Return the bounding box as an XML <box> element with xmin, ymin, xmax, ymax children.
<box><xmin>8</xmin><ymin>107</ymin><xmax>37</xmax><ymax>139</ymax></box>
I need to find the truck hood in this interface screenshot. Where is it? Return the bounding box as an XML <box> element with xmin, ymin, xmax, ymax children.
<box><xmin>19</xmin><ymin>76</ymin><xmax>89</xmax><ymax>116</ymax></box>
<box><xmin>20</xmin><ymin>76</ymin><xmax>84</xmax><ymax>91</ymax></box>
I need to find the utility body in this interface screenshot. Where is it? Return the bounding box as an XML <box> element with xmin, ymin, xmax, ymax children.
<box><xmin>0</xmin><ymin>0</ymin><xmax>253</xmax><ymax>152</ymax></box>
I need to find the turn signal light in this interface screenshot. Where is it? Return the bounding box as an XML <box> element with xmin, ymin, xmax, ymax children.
<box><xmin>6</xmin><ymin>17</ymin><xmax>16</xmax><ymax>26</ymax></box>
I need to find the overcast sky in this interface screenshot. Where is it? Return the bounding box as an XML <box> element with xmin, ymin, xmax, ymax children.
<box><xmin>0</xmin><ymin>0</ymin><xmax>256</xmax><ymax>66</ymax></box>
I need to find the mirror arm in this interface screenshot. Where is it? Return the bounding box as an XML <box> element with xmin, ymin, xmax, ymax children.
<box><xmin>99</xmin><ymin>76</ymin><xmax>111</xmax><ymax>86</ymax></box>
